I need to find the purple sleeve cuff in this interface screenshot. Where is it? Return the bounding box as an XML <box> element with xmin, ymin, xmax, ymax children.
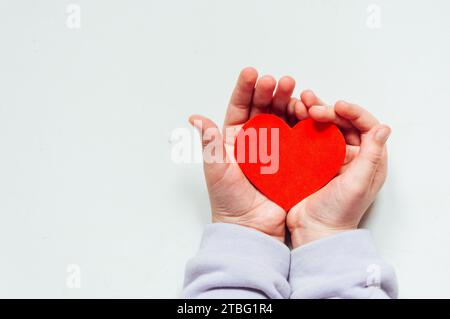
<box><xmin>183</xmin><ymin>223</ymin><xmax>291</xmax><ymax>299</ymax></box>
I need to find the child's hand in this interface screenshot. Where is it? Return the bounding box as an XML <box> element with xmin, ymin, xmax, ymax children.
<box><xmin>189</xmin><ymin>68</ymin><xmax>296</xmax><ymax>242</ymax></box>
<box><xmin>287</xmin><ymin>91</ymin><xmax>391</xmax><ymax>248</ymax></box>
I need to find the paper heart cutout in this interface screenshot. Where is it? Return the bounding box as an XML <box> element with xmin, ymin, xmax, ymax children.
<box><xmin>234</xmin><ymin>114</ymin><xmax>346</xmax><ymax>211</ymax></box>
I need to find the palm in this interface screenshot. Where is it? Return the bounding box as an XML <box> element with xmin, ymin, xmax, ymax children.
<box><xmin>190</xmin><ymin>67</ymin><xmax>297</xmax><ymax>241</ymax></box>
<box><xmin>210</xmin><ymin>123</ymin><xmax>286</xmax><ymax>240</ymax></box>
<box><xmin>288</xmin><ymin>152</ymin><xmax>361</xmax><ymax>231</ymax></box>
<box><xmin>192</xmin><ymin>73</ymin><xmax>390</xmax><ymax>246</ymax></box>
<box><xmin>286</xmin><ymin>93</ymin><xmax>389</xmax><ymax>240</ymax></box>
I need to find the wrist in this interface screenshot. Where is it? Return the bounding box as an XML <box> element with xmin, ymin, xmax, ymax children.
<box><xmin>287</xmin><ymin>211</ymin><xmax>357</xmax><ymax>248</ymax></box>
<box><xmin>289</xmin><ymin>226</ymin><xmax>354</xmax><ymax>248</ymax></box>
<box><xmin>212</xmin><ymin>216</ymin><xmax>286</xmax><ymax>243</ymax></box>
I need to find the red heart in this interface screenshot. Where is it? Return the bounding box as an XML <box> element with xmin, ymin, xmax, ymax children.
<box><xmin>234</xmin><ymin>114</ymin><xmax>346</xmax><ymax>211</ymax></box>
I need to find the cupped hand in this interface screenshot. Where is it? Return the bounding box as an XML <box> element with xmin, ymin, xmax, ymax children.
<box><xmin>189</xmin><ymin>67</ymin><xmax>299</xmax><ymax>242</ymax></box>
<box><xmin>287</xmin><ymin>90</ymin><xmax>391</xmax><ymax>247</ymax></box>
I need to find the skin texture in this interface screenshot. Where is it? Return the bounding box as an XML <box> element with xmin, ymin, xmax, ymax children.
<box><xmin>287</xmin><ymin>91</ymin><xmax>391</xmax><ymax>247</ymax></box>
<box><xmin>189</xmin><ymin>67</ymin><xmax>391</xmax><ymax>247</ymax></box>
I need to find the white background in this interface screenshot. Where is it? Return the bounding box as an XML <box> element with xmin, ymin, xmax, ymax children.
<box><xmin>0</xmin><ymin>0</ymin><xmax>449</xmax><ymax>298</ymax></box>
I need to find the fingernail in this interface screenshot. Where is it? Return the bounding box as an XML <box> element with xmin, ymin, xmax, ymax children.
<box><xmin>375</xmin><ymin>126</ymin><xmax>391</xmax><ymax>143</ymax></box>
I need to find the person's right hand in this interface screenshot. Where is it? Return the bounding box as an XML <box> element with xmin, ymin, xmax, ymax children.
<box><xmin>287</xmin><ymin>91</ymin><xmax>391</xmax><ymax>248</ymax></box>
<box><xmin>189</xmin><ymin>67</ymin><xmax>298</xmax><ymax>242</ymax></box>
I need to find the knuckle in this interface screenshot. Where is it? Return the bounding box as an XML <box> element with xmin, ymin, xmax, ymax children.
<box><xmin>363</xmin><ymin>149</ymin><xmax>382</xmax><ymax>166</ymax></box>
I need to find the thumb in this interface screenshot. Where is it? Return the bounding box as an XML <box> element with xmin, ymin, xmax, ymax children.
<box><xmin>345</xmin><ymin>124</ymin><xmax>391</xmax><ymax>189</ymax></box>
<box><xmin>189</xmin><ymin>115</ymin><xmax>221</xmax><ymax>149</ymax></box>
<box><xmin>188</xmin><ymin>115</ymin><xmax>229</xmax><ymax>184</ymax></box>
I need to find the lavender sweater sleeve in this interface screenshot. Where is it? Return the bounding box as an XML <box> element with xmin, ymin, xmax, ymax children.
<box><xmin>289</xmin><ymin>230</ymin><xmax>398</xmax><ymax>299</ymax></box>
<box><xmin>183</xmin><ymin>224</ymin><xmax>398</xmax><ymax>299</ymax></box>
<box><xmin>183</xmin><ymin>223</ymin><xmax>291</xmax><ymax>299</ymax></box>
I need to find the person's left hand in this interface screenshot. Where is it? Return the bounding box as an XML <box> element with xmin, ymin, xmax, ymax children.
<box><xmin>287</xmin><ymin>90</ymin><xmax>391</xmax><ymax>247</ymax></box>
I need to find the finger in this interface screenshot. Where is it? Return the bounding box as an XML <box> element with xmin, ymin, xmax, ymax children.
<box><xmin>300</xmin><ymin>89</ymin><xmax>357</xmax><ymax>139</ymax></box>
<box><xmin>249</xmin><ymin>75</ymin><xmax>276</xmax><ymax>118</ymax></box>
<box><xmin>371</xmin><ymin>147</ymin><xmax>388</xmax><ymax>192</ymax></box>
<box><xmin>294</xmin><ymin>99</ymin><xmax>308</xmax><ymax>120</ymax></box>
<box><xmin>271</xmin><ymin>76</ymin><xmax>295</xmax><ymax>119</ymax></box>
<box><xmin>307</xmin><ymin>104</ymin><xmax>360</xmax><ymax>145</ymax></box>
<box><xmin>308</xmin><ymin>105</ymin><xmax>353</xmax><ymax>129</ymax></box>
<box><xmin>287</xmin><ymin>97</ymin><xmax>298</xmax><ymax>126</ymax></box>
<box><xmin>344</xmin><ymin>124</ymin><xmax>391</xmax><ymax>190</ymax></box>
<box><xmin>344</xmin><ymin>145</ymin><xmax>359</xmax><ymax>165</ymax></box>
<box><xmin>339</xmin><ymin>145</ymin><xmax>360</xmax><ymax>174</ymax></box>
<box><xmin>224</xmin><ymin>67</ymin><xmax>258</xmax><ymax>129</ymax></box>
<box><xmin>343</xmin><ymin>130</ymin><xmax>362</xmax><ymax>146</ymax></box>
<box><xmin>189</xmin><ymin>115</ymin><xmax>224</xmax><ymax>152</ymax></box>
<box><xmin>189</xmin><ymin>115</ymin><xmax>229</xmax><ymax>185</ymax></box>
<box><xmin>300</xmin><ymin>89</ymin><xmax>327</xmax><ymax>108</ymax></box>
<box><xmin>300</xmin><ymin>90</ymin><xmax>352</xmax><ymax>128</ymax></box>
<box><xmin>334</xmin><ymin>100</ymin><xmax>379</xmax><ymax>133</ymax></box>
